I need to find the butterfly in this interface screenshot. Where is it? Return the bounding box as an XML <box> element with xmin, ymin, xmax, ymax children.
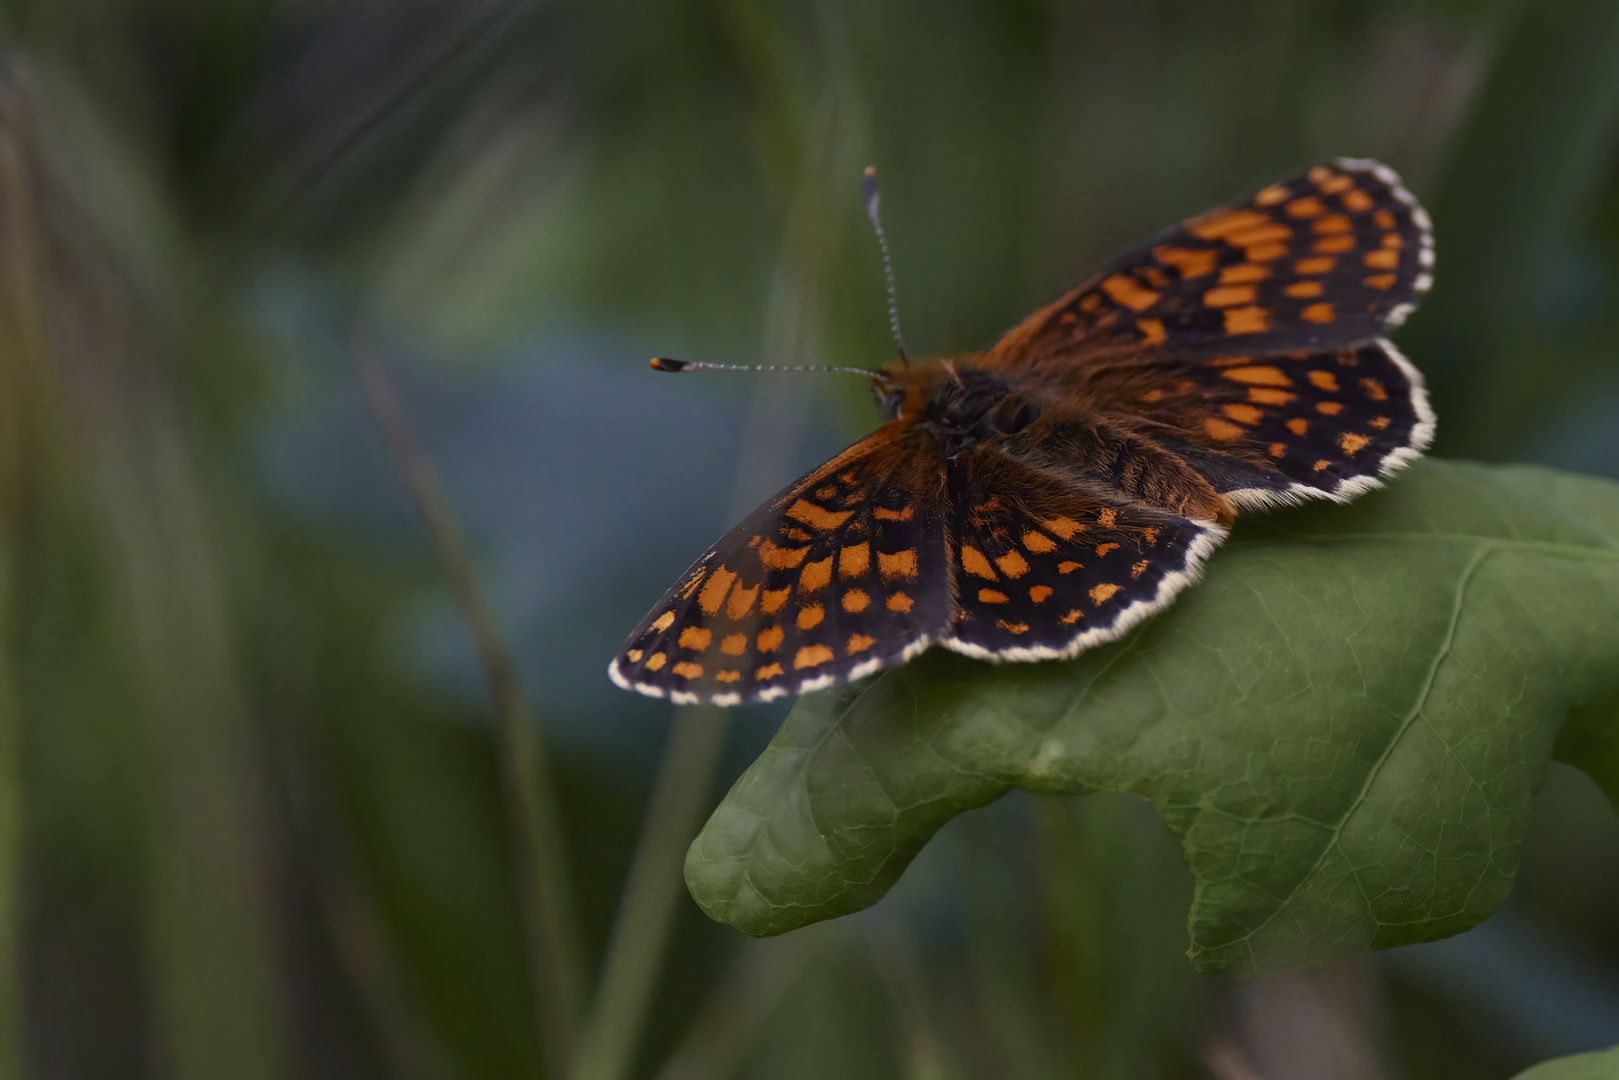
<box><xmin>610</xmin><ymin>158</ymin><xmax>1434</xmax><ymax>706</ymax></box>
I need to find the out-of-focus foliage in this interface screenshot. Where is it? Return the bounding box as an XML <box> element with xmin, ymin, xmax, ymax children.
<box><xmin>0</xmin><ymin>1</ymin><xmax>1616</xmax><ymax>1079</ymax></box>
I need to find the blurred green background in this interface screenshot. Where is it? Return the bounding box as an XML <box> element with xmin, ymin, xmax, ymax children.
<box><xmin>1</xmin><ymin>1</ymin><xmax>1618</xmax><ymax>1078</ymax></box>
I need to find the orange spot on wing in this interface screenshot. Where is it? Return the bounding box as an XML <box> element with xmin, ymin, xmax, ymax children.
<box><xmin>651</xmin><ymin>610</ymin><xmax>676</xmax><ymax>632</ymax></box>
<box><xmin>1341</xmin><ymin>188</ymin><xmax>1373</xmax><ymax>212</ymax></box>
<box><xmin>761</xmin><ymin>587</ymin><xmax>790</xmax><ymax>613</ymax></box>
<box><xmin>1308</xmin><ymin>370</ymin><xmax>1340</xmax><ymax>391</ymax></box>
<box><xmin>755</xmin><ymin>663</ymin><xmax>783</xmax><ymax>680</ymax></box>
<box><xmin>978</xmin><ymin>588</ymin><xmax>1009</xmax><ymax>604</ymax></box>
<box><xmin>1029</xmin><ymin>585</ymin><xmax>1053</xmax><ymax>603</ymax></box>
<box><xmin>839</xmin><ymin>543</ymin><xmax>870</xmax><ymax>579</ymax></box>
<box><xmin>1136</xmin><ymin>317</ymin><xmax>1166</xmax><ymax>344</ymax></box>
<box><xmin>1301</xmin><ymin>303</ymin><xmax>1336</xmax><ymax>323</ymax></box>
<box><xmin>842</xmin><ymin>589</ymin><xmax>870</xmax><ymax>613</ymax></box>
<box><xmin>1204</xmin><ymin>285</ymin><xmax>1256</xmax><ymax>308</ymax></box>
<box><xmin>1370</xmin><ymin>416</ymin><xmax>1391</xmax><ymax>429</ymax></box>
<box><xmin>698</xmin><ymin>568</ymin><xmax>737</xmax><ymax>615</ymax></box>
<box><xmin>1268</xmin><ymin>442</ymin><xmax>1287</xmax><ymax>458</ymax></box>
<box><xmin>1364</xmin><ymin>272</ymin><xmax>1397</xmax><ymax>290</ymax></box>
<box><xmin>1022</xmin><ymin>531</ymin><xmax>1056</xmax><ymax>553</ymax></box>
<box><xmin>886</xmin><ymin>592</ymin><xmax>913</xmax><ymax>613</ymax></box>
<box><xmin>995</xmin><ymin>550</ymin><xmax>1030</xmax><ymax>578</ymax></box>
<box><xmin>794</xmin><ymin>645</ymin><xmax>834</xmax><ymax>670</ymax></box>
<box><xmin>1187</xmin><ymin>209</ymin><xmax>1270</xmax><ymax>240</ymax></box>
<box><xmin>873</xmin><ymin>505</ymin><xmax>914</xmax><ymax>521</ymax></box>
<box><xmin>1102</xmin><ymin>274</ymin><xmax>1161</xmax><ymax>312</ymax></box>
<box><xmin>1312</xmin><ymin>234</ymin><xmax>1356</xmax><ymax>254</ymax></box>
<box><xmin>1286</xmin><ymin>196</ymin><xmax>1326</xmax><ymax>217</ymax></box>
<box><xmin>1131</xmin><ymin>560</ymin><xmax>1149</xmax><ymax>579</ymax></box>
<box><xmin>1224</xmin><ymin>223</ymin><xmax>1292</xmax><ymax>247</ymax></box>
<box><xmin>1245</xmin><ymin>243</ymin><xmax>1290</xmax><ymax>262</ymax></box>
<box><xmin>1255</xmin><ymin>185</ymin><xmax>1291</xmax><ymax>206</ymax></box>
<box><xmin>1139</xmin><ymin>389</ymin><xmax>1164</xmax><ymax>403</ymax></box>
<box><xmin>1382</xmin><ymin>233</ymin><xmax>1404</xmax><ymax>249</ymax></box>
<box><xmin>797</xmin><ymin>605</ymin><xmax>824</xmax><ymax>630</ymax></box>
<box><xmin>1060</xmin><ymin>609</ymin><xmax>1084</xmax><ymax>625</ymax></box>
<box><xmin>1205</xmin><ymin>417</ymin><xmax>1246</xmax><ymax>441</ymax></box>
<box><xmin>715</xmin><ymin>670</ymin><xmax>742</xmax><ymax>684</ymax></box>
<box><xmin>1043</xmin><ymin>517</ymin><xmax>1083</xmax><ymax>540</ymax></box>
<box><xmin>996</xmin><ymin>620</ymin><xmax>1031</xmax><ymax>634</ymax></box>
<box><xmin>1219</xmin><ymin>263</ymin><xmax>1271</xmax><ymax>284</ymax></box>
<box><xmin>1294</xmin><ymin>255</ymin><xmax>1335</xmax><ymax>275</ymax></box>
<box><xmin>1222</xmin><ymin>365</ymin><xmax>1292</xmax><ymax>386</ymax></box>
<box><xmin>1089</xmin><ymin>583</ymin><xmax>1121</xmax><ymax>604</ymax></box>
<box><xmin>1312</xmin><ymin>170</ymin><xmax>1354</xmax><ymax>195</ymax></box>
<box><xmin>1094</xmin><ymin>543</ymin><xmax>1120</xmax><ymax>556</ymax></box>
<box><xmin>1223</xmin><ymin>403</ymin><xmax>1263</xmax><ymax>425</ymax></box>
<box><xmin>678</xmin><ymin>627</ymin><xmax>712</xmax><ymax>651</ymax></box>
<box><xmin>1374</xmin><ymin>209</ymin><xmax>1397</xmax><ymax>229</ymax></box>
<box><xmin>758</xmin><ymin>540</ymin><xmax>809</xmax><ymax>570</ymax></box>
<box><xmin>1340</xmin><ymin>433</ymin><xmax>1370</xmax><ymax>454</ymax></box>
<box><xmin>672</xmin><ymin>661</ymin><xmax>702</xmax><ymax>679</ymax></box>
<box><xmin>727</xmin><ymin>583</ymin><xmax>758</xmax><ymax>620</ymax></box>
<box><xmin>878</xmin><ymin>548</ymin><xmax>919</xmax><ymax>582</ymax></box>
<box><xmin>1363</xmin><ymin>248</ymin><xmax>1400</xmax><ymax>270</ymax></box>
<box><xmin>720</xmin><ymin>633</ymin><xmax>747</xmax><ymax>656</ymax></box>
<box><xmin>627</xmin><ymin>649</ymin><xmax>644</xmax><ymax>662</ymax></box>
<box><xmin>799</xmin><ymin>557</ymin><xmax>833</xmax><ymax>593</ymax></box>
<box><xmin>1316</xmin><ymin>401</ymin><xmax>1344</xmax><ymax>415</ymax></box>
<box><xmin>645</xmin><ymin>652</ymin><xmax>667</xmax><ymax>671</ymax></box>
<box><xmin>847</xmin><ymin>634</ymin><xmax>876</xmax><ymax>654</ymax></box>
<box><xmin>1223</xmin><ymin>306</ymin><xmax>1272</xmax><ymax>335</ymax></box>
<box><xmin>1249</xmin><ymin>387</ymin><xmax>1295</xmax><ymax>405</ymax></box>
<box><xmin>1153</xmin><ymin>246</ymin><xmax>1219</xmax><ymax>278</ymax></box>
<box><xmin>1284</xmin><ymin>280</ymin><xmax>1323</xmax><ymax>298</ymax></box>
<box><xmin>786</xmin><ymin>499</ymin><xmax>852</xmax><ymax>531</ymax></box>
<box><xmin>1313</xmin><ymin>459</ymin><xmax>1332</xmax><ymax>472</ymax></box>
<box><xmin>756</xmin><ymin>626</ymin><xmax>784</xmax><ymax>652</ymax></box>
<box><xmin>1313</xmin><ymin>214</ymin><xmax>1353</xmax><ymax>234</ymax></box>
<box><xmin>1286</xmin><ymin>418</ymin><xmax>1309</xmax><ymax>435</ymax></box>
<box><xmin>1058</xmin><ymin>561</ymin><xmax>1082</xmax><ymax>574</ymax></box>
<box><xmin>960</xmin><ymin>545</ymin><xmax>996</xmax><ymax>580</ymax></box>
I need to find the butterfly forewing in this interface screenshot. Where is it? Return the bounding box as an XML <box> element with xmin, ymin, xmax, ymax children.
<box><xmin>611</xmin><ymin>424</ymin><xmax>951</xmax><ymax>705</ymax></box>
<box><xmin>983</xmin><ymin>159</ymin><xmax>1433</xmax><ymax>367</ymax></box>
<box><xmin>941</xmin><ymin>447</ymin><xmax>1226</xmax><ymax>660</ymax></box>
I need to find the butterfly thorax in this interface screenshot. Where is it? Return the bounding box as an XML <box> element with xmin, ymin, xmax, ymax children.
<box><xmin>876</xmin><ymin>358</ymin><xmax>1039</xmax><ymax>451</ymax></box>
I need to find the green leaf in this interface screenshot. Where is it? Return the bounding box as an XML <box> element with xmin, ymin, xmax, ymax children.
<box><xmin>1513</xmin><ymin>1045</ymin><xmax>1619</xmax><ymax>1079</ymax></box>
<box><xmin>685</xmin><ymin>459</ymin><xmax>1619</xmax><ymax>974</ymax></box>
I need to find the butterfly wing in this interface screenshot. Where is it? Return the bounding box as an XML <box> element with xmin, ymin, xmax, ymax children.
<box><xmin>940</xmin><ymin>444</ymin><xmax>1227</xmax><ymax>661</ymax></box>
<box><xmin>982</xmin><ymin>158</ymin><xmax>1433</xmax><ymax>366</ymax></box>
<box><xmin>610</xmin><ymin>422</ymin><xmax>951</xmax><ymax>705</ymax></box>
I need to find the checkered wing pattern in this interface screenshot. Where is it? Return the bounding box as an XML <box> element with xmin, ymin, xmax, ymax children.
<box><xmin>610</xmin><ymin>424</ymin><xmax>951</xmax><ymax>705</ymax></box>
<box><xmin>983</xmin><ymin>159</ymin><xmax>1433</xmax><ymax>366</ymax></box>
<box><xmin>941</xmin><ymin>446</ymin><xmax>1227</xmax><ymax>660</ymax></box>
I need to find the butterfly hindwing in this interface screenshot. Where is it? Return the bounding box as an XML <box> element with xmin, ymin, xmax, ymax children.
<box><xmin>610</xmin><ymin>423</ymin><xmax>951</xmax><ymax>705</ymax></box>
<box><xmin>941</xmin><ymin>447</ymin><xmax>1227</xmax><ymax>661</ymax></box>
<box><xmin>983</xmin><ymin>158</ymin><xmax>1433</xmax><ymax>366</ymax></box>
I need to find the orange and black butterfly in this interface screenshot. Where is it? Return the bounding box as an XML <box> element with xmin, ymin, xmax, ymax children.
<box><xmin>610</xmin><ymin>159</ymin><xmax>1435</xmax><ymax>706</ymax></box>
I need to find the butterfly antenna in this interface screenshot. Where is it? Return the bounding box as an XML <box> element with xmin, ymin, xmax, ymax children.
<box><xmin>863</xmin><ymin>166</ymin><xmax>909</xmax><ymax>368</ymax></box>
<box><xmin>650</xmin><ymin>357</ymin><xmax>877</xmax><ymax>378</ymax></box>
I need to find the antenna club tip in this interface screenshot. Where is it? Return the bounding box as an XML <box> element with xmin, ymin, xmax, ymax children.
<box><xmin>650</xmin><ymin>357</ymin><xmax>687</xmax><ymax>372</ymax></box>
<box><xmin>863</xmin><ymin>165</ymin><xmax>876</xmax><ymax>177</ymax></box>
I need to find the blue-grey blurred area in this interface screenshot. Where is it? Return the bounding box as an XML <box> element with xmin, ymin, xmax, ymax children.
<box><xmin>3</xmin><ymin>2</ymin><xmax>1619</xmax><ymax>1079</ymax></box>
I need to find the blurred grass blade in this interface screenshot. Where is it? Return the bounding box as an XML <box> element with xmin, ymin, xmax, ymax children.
<box><xmin>572</xmin><ymin>705</ymin><xmax>731</xmax><ymax>1080</ymax></box>
<box><xmin>354</xmin><ymin>336</ymin><xmax>587</xmax><ymax>1074</ymax></box>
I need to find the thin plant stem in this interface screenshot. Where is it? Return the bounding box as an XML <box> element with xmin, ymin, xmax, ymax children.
<box><xmin>570</xmin><ymin>705</ymin><xmax>731</xmax><ymax>1080</ymax></box>
<box><xmin>353</xmin><ymin>335</ymin><xmax>587</xmax><ymax>1075</ymax></box>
